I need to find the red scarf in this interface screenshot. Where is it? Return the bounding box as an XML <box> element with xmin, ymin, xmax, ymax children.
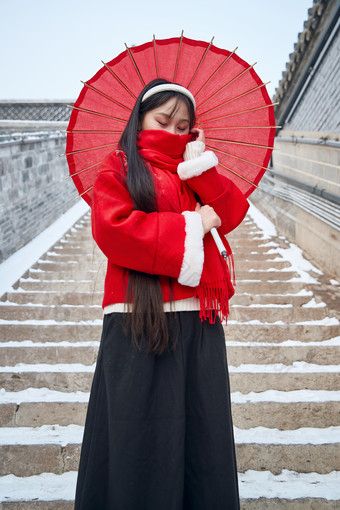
<box><xmin>137</xmin><ymin>129</ymin><xmax>234</xmax><ymax>323</ymax></box>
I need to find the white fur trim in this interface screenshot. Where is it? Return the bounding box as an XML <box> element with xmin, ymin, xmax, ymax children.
<box><xmin>183</xmin><ymin>141</ymin><xmax>205</xmax><ymax>160</ymax></box>
<box><xmin>178</xmin><ymin>211</ymin><xmax>204</xmax><ymax>288</ymax></box>
<box><xmin>141</xmin><ymin>84</ymin><xmax>196</xmax><ymax>110</ymax></box>
<box><xmin>177</xmin><ymin>151</ymin><xmax>218</xmax><ymax>180</ymax></box>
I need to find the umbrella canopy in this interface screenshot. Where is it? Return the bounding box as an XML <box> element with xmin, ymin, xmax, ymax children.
<box><xmin>66</xmin><ymin>34</ymin><xmax>276</xmax><ymax>206</ymax></box>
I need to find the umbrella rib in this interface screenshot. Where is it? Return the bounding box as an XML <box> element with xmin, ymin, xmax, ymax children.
<box><xmin>218</xmin><ymin>161</ymin><xmax>259</xmax><ymax>188</ymax></box>
<box><xmin>206</xmin><ymin>144</ymin><xmax>271</xmax><ymax>171</ymax></box>
<box><xmin>66</xmin><ymin>161</ymin><xmax>102</xmax><ymax>180</ymax></box>
<box><xmin>173</xmin><ymin>30</ymin><xmax>184</xmax><ymax>82</ymax></box>
<box><xmin>206</xmin><ymin>137</ymin><xmax>275</xmax><ymax>150</ymax></box>
<box><xmin>76</xmin><ymin>185</ymin><xmax>94</xmax><ymax>200</ymax></box>
<box><xmin>194</xmin><ymin>47</ymin><xmax>238</xmax><ymax>98</ymax></box>
<box><xmin>65</xmin><ymin>130</ymin><xmax>123</xmax><ymax>134</ymax></box>
<box><xmin>197</xmin><ymin>63</ymin><xmax>256</xmax><ymax>110</ymax></box>
<box><xmin>204</xmin><ymin>125</ymin><xmax>280</xmax><ymax>130</ymax></box>
<box><xmin>198</xmin><ymin>82</ymin><xmax>270</xmax><ymax>118</ymax></box>
<box><xmin>81</xmin><ymin>81</ymin><xmax>132</xmax><ymax>112</ymax></box>
<box><xmin>153</xmin><ymin>34</ymin><xmax>159</xmax><ymax>78</ymax></box>
<box><xmin>62</xmin><ymin>143</ymin><xmax>116</xmax><ymax>157</ymax></box>
<box><xmin>124</xmin><ymin>43</ymin><xmax>145</xmax><ymax>87</ymax></box>
<box><xmin>199</xmin><ymin>102</ymin><xmax>279</xmax><ymax>124</ymax></box>
<box><xmin>101</xmin><ymin>61</ymin><xmax>137</xmax><ymax>99</ymax></box>
<box><xmin>187</xmin><ymin>37</ymin><xmax>214</xmax><ymax>89</ymax></box>
<box><xmin>66</xmin><ymin>105</ymin><xmax>128</xmax><ymax>123</ymax></box>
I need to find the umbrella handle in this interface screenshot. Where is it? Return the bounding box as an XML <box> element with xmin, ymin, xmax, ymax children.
<box><xmin>210</xmin><ymin>228</ymin><xmax>227</xmax><ymax>259</ymax></box>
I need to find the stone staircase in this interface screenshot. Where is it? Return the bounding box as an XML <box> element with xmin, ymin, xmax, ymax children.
<box><xmin>0</xmin><ymin>208</ymin><xmax>339</xmax><ymax>508</ymax></box>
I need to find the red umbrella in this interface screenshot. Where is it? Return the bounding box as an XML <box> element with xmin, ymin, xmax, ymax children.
<box><xmin>65</xmin><ymin>34</ymin><xmax>277</xmax><ymax>206</ymax></box>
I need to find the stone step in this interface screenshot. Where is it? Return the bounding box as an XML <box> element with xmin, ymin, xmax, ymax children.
<box><xmin>228</xmin><ymin>306</ymin><xmax>327</xmax><ymax>322</ymax></box>
<box><xmin>234</xmin><ymin>281</ymin><xmax>306</xmax><ymax>294</ymax></box>
<box><xmin>0</xmin><ymin>444</ymin><xmax>80</xmax><ymax>476</ymax></box>
<box><xmin>1</xmin><ymin>368</ymin><xmax>338</xmax><ymax>393</ymax></box>
<box><xmin>1</xmin><ymin>343</ymin><xmax>339</xmax><ymax>367</ymax></box>
<box><xmin>4</xmin><ymin>291</ymin><xmax>103</xmax><ymax>307</ymax></box>
<box><xmin>1</xmin><ymin>399</ymin><xmax>339</xmax><ymax>429</ymax></box>
<box><xmin>0</xmin><ymin>345</ymin><xmax>99</xmax><ymax>366</ymax></box>
<box><xmin>17</xmin><ymin>279</ymin><xmax>104</xmax><ymax>293</ymax></box>
<box><xmin>226</xmin><ymin>344</ymin><xmax>340</xmax><ymax>366</ymax></box>
<box><xmin>3</xmin><ymin>290</ymin><xmax>314</xmax><ymax>307</ymax></box>
<box><xmin>224</xmin><ymin>324</ymin><xmax>339</xmax><ymax>343</ymax></box>
<box><xmin>0</xmin><ymin>304</ymin><xmax>103</xmax><ymax>322</ymax></box>
<box><xmin>0</xmin><ymin>303</ymin><xmax>328</xmax><ymax>322</ymax></box>
<box><xmin>0</xmin><ymin>324</ymin><xmax>103</xmax><ymax>343</ymax></box>
<box><xmin>27</xmin><ymin>269</ymin><xmax>105</xmax><ymax>280</ymax></box>
<box><xmin>1</xmin><ymin>322</ymin><xmax>337</xmax><ymax>344</ymax></box>
<box><xmin>0</xmin><ymin>474</ymin><xmax>338</xmax><ymax>509</ymax></box>
<box><xmin>0</xmin><ymin>438</ymin><xmax>337</xmax><ymax>477</ymax></box>
<box><xmin>234</xmin><ymin>260</ymin><xmax>291</xmax><ymax>270</ymax></box>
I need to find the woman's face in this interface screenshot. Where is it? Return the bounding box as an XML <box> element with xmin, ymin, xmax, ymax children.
<box><xmin>141</xmin><ymin>97</ymin><xmax>190</xmax><ymax>135</ymax></box>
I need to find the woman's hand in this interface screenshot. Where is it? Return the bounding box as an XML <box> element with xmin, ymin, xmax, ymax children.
<box><xmin>195</xmin><ymin>203</ymin><xmax>221</xmax><ymax>235</ymax></box>
<box><xmin>190</xmin><ymin>127</ymin><xmax>205</xmax><ymax>145</ymax></box>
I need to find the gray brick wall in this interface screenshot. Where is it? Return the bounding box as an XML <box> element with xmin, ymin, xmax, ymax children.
<box><xmin>285</xmin><ymin>29</ymin><xmax>340</xmax><ymax>133</ymax></box>
<box><xmin>0</xmin><ymin>131</ymin><xmax>77</xmax><ymax>263</ymax></box>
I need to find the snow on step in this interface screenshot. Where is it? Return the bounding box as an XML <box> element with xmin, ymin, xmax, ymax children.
<box><xmin>1</xmin><ymin>424</ymin><xmax>338</xmax><ymax>447</ymax></box>
<box><xmin>0</xmin><ymin>470</ymin><xmax>339</xmax><ymax>502</ymax></box>
<box><xmin>239</xmin><ymin>470</ymin><xmax>340</xmax><ymax>500</ymax></box>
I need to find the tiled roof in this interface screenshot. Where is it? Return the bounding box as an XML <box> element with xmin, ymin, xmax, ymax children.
<box><xmin>0</xmin><ymin>101</ymin><xmax>72</xmax><ymax>121</ymax></box>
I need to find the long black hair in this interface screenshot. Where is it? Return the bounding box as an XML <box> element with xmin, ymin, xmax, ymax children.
<box><xmin>119</xmin><ymin>78</ymin><xmax>196</xmax><ymax>355</ymax></box>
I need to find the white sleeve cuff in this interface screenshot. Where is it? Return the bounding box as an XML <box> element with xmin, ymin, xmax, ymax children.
<box><xmin>177</xmin><ymin>151</ymin><xmax>218</xmax><ymax>180</ymax></box>
<box><xmin>183</xmin><ymin>140</ymin><xmax>205</xmax><ymax>160</ymax></box>
<box><xmin>178</xmin><ymin>211</ymin><xmax>204</xmax><ymax>288</ymax></box>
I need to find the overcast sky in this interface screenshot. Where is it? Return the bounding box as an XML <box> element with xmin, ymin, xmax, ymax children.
<box><xmin>1</xmin><ymin>0</ymin><xmax>312</xmax><ymax>100</ymax></box>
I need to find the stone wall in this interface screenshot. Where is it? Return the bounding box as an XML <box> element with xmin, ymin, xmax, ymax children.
<box><xmin>0</xmin><ymin>123</ymin><xmax>76</xmax><ymax>263</ymax></box>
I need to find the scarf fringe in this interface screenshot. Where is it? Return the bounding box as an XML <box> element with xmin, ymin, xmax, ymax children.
<box><xmin>196</xmin><ymin>280</ymin><xmax>230</xmax><ymax>325</ymax></box>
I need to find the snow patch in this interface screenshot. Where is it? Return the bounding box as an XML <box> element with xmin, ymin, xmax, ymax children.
<box><xmin>239</xmin><ymin>469</ymin><xmax>340</xmax><ymax>499</ymax></box>
<box><xmin>0</xmin><ymin>388</ymin><xmax>90</xmax><ymax>404</ymax></box>
<box><xmin>0</xmin><ymin>201</ymin><xmax>89</xmax><ymax>297</ymax></box>
<box><xmin>0</xmin><ymin>471</ymin><xmax>77</xmax><ymax>501</ymax></box>
<box><xmin>302</xmin><ymin>298</ymin><xmax>327</xmax><ymax>308</ymax></box>
<box><xmin>247</xmin><ymin>203</ymin><xmax>277</xmax><ymax>239</ymax></box>
<box><xmin>234</xmin><ymin>426</ymin><xmax>340</xmax><ymax>445</ymax></box>
<box><xmin>231</xmin><ymin>389</ymin><xmax>340</xmax><ymax>403</ymax></box>
<box><xmin>0</xmin><ymin>425</ymin><xmax>84</xmax><ymax>446</ymax></box>
<box><xmin>229</xmin><ymin>362</ymin><xmax>340</xmax><ymax>373</ymax></box>
<box><xmin>0</xmin><ymin>363</ymin><xmax>96</xmax><ymax>373</ymax></box>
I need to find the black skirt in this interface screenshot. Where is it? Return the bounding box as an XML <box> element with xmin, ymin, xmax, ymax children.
<box><xmin>74</xmin><ymin>312</ymin><xmax>240</xmax><ymax>510</ymax></box>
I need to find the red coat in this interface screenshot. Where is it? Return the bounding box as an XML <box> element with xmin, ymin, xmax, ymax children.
<box><xmin>92</xmin><ymin>140</ymin><xmax>249</xmax><ymax>310</ymax></box>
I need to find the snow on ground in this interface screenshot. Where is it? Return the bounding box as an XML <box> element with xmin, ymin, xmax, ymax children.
<box><xmin>225</xmin><ymin>336</ymin><xmax>340</xmax><ymax>346</ymax></box>
<box><xmin>0</xmin><ymin>425</ymin><xmax>84</xmax><ymax>446</ymax></box>
<box><xmin>0</xmin><ymin>471</ymin><xmax>77</xmax><ymax>501</ymax></box>
<box><xmin>234</xmin><ymin>426</ymin><xmax>340</xmax><ymax>444</ymax></box>
<box><xmin>231</xmin><ymin>389</ymin><xmax>340</xmax><ymax>403</ymax></box>
<box><xmin>0</xmin><ymin>201</ymin><xmax>89</xmax><ymax>297</ymax></box>
<box><xmin>1</xmin><ymin>387</ymin><xmax>339</xmax><ymax>405</ymax></box>
<box><xmin>0</xmin><ymin>388</ymin><xmax>90</xmax><ymax>404</ymax></box>
<box><xmin>0</xmin><ymin>363</ymin><xmax>96</xmax><ymax>373</ymax></box>
<box><xmin>239</xmin><ymin>470</ymin><xmax>340</xmax><ymax>499</ymax></box>
<box><xmin>0</xmin><ymin>424</ymin><xmax>338</xmax><ymax>446</ymax></box>
<box><xmin>247</xmin><ymin>202</ymin><xmax>323</xmax><ymax>283</ymax></box>
<box><xmin>0</xmin><ymin>470</ymin><xmax>339</xmax><ymax>501</ymax></box>
<box><xmin>247</xmin><ymin>203</ymin><xmax>277</xmax><ymax>239</ymax></box>
<box><xmin>228</xmin><ymin>362</ymin><xmax>340</xmax><ymax>373</ymax></box>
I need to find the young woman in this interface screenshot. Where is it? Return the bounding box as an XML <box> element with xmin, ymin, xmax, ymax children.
<box><xmin>74</xmin><ymin>78</ymin><xmax>249</xmax><ymax>510</ymax></box>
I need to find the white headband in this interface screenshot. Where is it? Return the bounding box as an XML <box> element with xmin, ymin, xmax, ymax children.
<box><xmin>141</xmin><ymin>84</ymin><xmax>196</xmax><ymax>110</ymax></box>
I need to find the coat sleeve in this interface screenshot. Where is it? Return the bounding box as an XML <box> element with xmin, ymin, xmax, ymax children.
<box><xmin>91</xmin><ymin>153</ymin><xmax>204</xmax><ymax>286</ymax></box>
<box><xmin>178</xmin><ymin>150</ymin><xmax>249</xmax><ymax>235</ymax></box>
